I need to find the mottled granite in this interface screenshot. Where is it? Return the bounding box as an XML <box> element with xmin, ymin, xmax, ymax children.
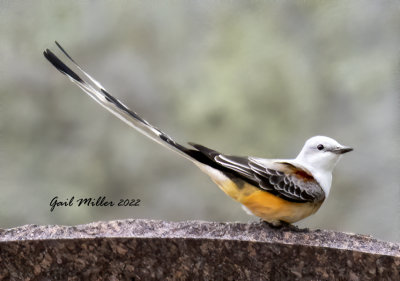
<box><xmin>0</xmin><ymin>219</ymin><xmax>398</xmax><ymax>280</ymax></box>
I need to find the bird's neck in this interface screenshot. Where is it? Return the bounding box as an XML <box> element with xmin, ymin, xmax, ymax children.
<box><xmin>310</xmin><ymin>168</ymin><xmax>332</xmax><ymax>198</ymax></box>
<box><xmin>292</xmin><ymin>159</ymin><xmax>333</xmax><ymax>198</ymax></box>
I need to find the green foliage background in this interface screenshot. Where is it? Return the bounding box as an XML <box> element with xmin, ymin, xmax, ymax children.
<box><xmin>0</xmin><ymin>0</ymin><xmax>398</xmax><ymax>241</ymax></box>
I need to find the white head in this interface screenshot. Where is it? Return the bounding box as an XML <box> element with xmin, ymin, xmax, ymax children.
<box><xmin>294</xmin><ymin>136</ymin><xmax>352</xmax><ymax>198</ymax></box>
<box><xmin>296</xmin><ymin>136</ymin><xmax>353</xmax><ymax>173</ymax></box>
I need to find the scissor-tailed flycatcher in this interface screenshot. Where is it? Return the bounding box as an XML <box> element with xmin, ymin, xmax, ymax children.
<box><xmin>44</xmin><ymin>42</ymin><xmax>353</xmax><ymax>225</ymax></box>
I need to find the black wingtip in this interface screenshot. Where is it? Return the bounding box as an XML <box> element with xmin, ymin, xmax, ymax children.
<box><xmin>188</xmin><ymin>142</ymin><xmax>198</xmax><ymax>148</ymax></box>
<box><xmin>188</xmin><ymin>142</ymin><xmax>209</xmax><ymax>150</ymax></box>
<box><xmin>188</xmin><ymin>142</ymin><xmax>220</xmax><ymax>157</ymax></box>
<box><xmin>44</xmin><ymin>48</ymin><xmax>84</xmax><ymax>83</ymax></box>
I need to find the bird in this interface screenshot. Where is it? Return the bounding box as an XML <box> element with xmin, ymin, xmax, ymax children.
<box><xmin>43</xmin><ymin>42</ymin><xmax>353</xmax><ymax>226</ymax></box>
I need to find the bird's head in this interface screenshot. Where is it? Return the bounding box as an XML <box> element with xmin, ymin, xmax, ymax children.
<box><xmin>295</xmin><ymin>136</ymin><xmax>353</xmax><ymax>173</ymax></box>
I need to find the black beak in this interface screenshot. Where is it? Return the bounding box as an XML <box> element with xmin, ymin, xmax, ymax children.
<box><xmin>332</xmin><ymin>147</ymin><xmax>353</xmax><ymax>154</ymax></box>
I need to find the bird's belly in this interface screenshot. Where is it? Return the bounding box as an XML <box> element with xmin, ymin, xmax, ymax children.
<box><xmin>215</xmin><ymin>178</ymin><xmax>322</xmax><ymax>224</ymax></box>
<box><xmin>241</xmin><ymin>189</ymin><xmax>321</xmax><ymax>223</ymax></box>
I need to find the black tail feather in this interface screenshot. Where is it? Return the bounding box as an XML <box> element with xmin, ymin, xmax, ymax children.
<box><xmin>55</xmin><ymin>41</ymin><xmax>78</xmax><ymax>65</ymax></box>
<box><xmin>43</xmin><ymin>49</ymin><xmax>83</xmax><ymax>83</ymax></box>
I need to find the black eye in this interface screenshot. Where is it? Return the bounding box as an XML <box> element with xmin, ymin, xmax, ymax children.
<box><xmin>317</xmin><ymin>144</ymin><xmax>324</xmax><ymax>150</ymax></box>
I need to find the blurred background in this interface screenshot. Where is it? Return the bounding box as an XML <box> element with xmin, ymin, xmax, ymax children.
<box><xmin>0</xmin><ymin>0</ymin><xmax>398</xmax><ymax>242</ymax></box>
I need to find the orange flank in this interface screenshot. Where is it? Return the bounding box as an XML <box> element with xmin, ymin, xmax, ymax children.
<box><xmin>214</xmin><ymin>178</ymin><xmax>322</xmax><ymax>225</ymax></box>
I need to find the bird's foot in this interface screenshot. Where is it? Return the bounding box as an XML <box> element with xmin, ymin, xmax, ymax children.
<box><xmin>260</xmin><ymin>219</ymin><xmax>284</xmax><ymax>229</ymax></box>
<box><xmin>259</xmin><ymin>219</ymin><xmax>309</xmax><ymax>232</ymax></box>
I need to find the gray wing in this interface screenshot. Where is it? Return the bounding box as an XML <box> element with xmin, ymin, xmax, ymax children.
<box><xmin>190</xmin><ymin>143</ymin><xmax>325</xmax><ymax>203</ymax></box>
<box><xmin>245</xmin><ymin>158</ymin><xmax>325</xmax><ymax>202</ymax></box>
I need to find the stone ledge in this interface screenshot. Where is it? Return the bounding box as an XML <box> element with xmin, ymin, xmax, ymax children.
<box><xmin>0</xmin><ymin>219</ymin><xmax>399</xmax><ymax>280</ymax></box>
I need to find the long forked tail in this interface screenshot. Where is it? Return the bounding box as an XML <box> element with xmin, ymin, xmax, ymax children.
<box><xmin>43</xmin><ymin>42</ymin><xmax>195</xmax><ymax>162</ymax></box>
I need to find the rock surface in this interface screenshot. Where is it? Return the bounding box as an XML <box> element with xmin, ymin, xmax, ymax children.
<box><xmin>0</xmin><ymin>219</ymin><xmax>399</xmax><ymax>280</ymax></box>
